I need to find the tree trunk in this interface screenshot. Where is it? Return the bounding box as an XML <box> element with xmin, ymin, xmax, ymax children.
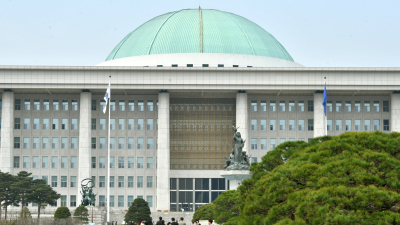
<box><xmin>4</xmin><ymin>205</ymin><xmax>7</xmax><ymax>220</ymax></box>
<box><xmin>0</xmin><ymin>202</ymin><xmax>2</xmax><ymax>220</ymax></box>
<box><xmin>37</xmin><ymin>203</ymin><xmax>41</xmax><ymax>218</ymax></box>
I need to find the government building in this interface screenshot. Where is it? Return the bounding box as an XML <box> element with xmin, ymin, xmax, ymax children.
<box><xmin>1</xmin><ymin>8</ymin><xmax>399</xmax><ymax>220</ymax></box>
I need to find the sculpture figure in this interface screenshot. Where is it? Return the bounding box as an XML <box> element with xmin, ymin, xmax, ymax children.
<box><xmin>80</xmin><ymin>178</ymin><xmax>97</xmax><ymax>207</ymax></box>
<box><xmin>224</xmin><ymin>126</ymin><xmax>251</xmax><ymax>170</ymax></box>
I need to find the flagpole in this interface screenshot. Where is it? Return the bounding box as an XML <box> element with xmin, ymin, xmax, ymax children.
<box><xmin>324</xmin><ymin>78</ymin><xmax>327</xmax><ymax>136</ymax></box>
<box><xmin>107</xmin><ymin>76</ymin><xmax>111</xmax><ymax>223</ymax></box>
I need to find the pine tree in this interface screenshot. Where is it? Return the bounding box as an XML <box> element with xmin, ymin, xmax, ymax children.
<box><xmin>30</xmin><ymin>179</ymin><xmax>61</xmax><ymax>218</ymax></box>
<box><xmin>54</xmin><ymin>206</ymin><xmax>71</xmax><ymax>219</ymax></box>
<box><xmin>124</xmin><ymin>198</ymin><xmax>152</xmax><ymax>224</ymax></box>
<box><xmin>11</xmin><ymin>171</ymin><xmax>34</xmax><ymax>209</ymax></box>
<box><xmin>0</xmin><ymin>172</ymin><xmax>19</xmax><ymax>220</ymax></box>
<box><xmin>19</xmin><ymin>206</ymin><xmax>32</xmax><ymax>219</ymax></box>
<box><xmin>73</xmin><ymin>205</ymin><xmax>89</xmax><ymax>222</ymax></box>
<box><xmin>191</xmin><ymin>203</ymin><xmax>215</xmax><ymax>223</ymax></box>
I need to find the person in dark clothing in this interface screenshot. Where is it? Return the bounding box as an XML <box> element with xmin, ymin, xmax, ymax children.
<box><xmin>208</xmin><ymin>219</ymin><xmax>213</xmax><ymax>225</ymax></box>
<box><xmin>171</xmin><ymin>217</ymin><xmax>179</xmax><ymax>225</ymax></box>
<box><xmin>156</xmin><ymin>217</ymin><xmax>163</xmax><ymax>225</ymax></box>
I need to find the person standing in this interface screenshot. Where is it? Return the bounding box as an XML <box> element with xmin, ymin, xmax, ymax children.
<box><xmin>156</xmin><ymin>217</ymin><xmax>163</xmax><ymax>225</ymax></box>
<box><xmin>178</xmin><ymin>217</ymin><xmax>186</xmax><ymax>225</ymax></box>
<box><xmin>208</xmin><ymin>219</ymin><xmax>213</xmax><ymax>225</ymax></box>
<box><xmin>171</xmin><ymin>217</ymin><xmax>179</xmax><ymax>225</ymax></box>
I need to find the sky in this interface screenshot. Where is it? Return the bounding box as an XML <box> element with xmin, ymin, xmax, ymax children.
<box><xmin>0</xmin><ymin>0</ymin><xmax>399</xmax><ymax>67</ymax></box>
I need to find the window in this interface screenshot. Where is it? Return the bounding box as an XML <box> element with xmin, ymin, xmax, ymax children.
<box><xmin>52</xmin><ymin>176</ymin><xmax>57</xmax><ymax>187</ymax></box>
<box><xmin>289</xmin><ymin>138</ymin><xmax>295</xmax><ymax>141</ymax></box>
<box><xmin>52</xmin><ymin>156</ymin><xmax>58</xmax><ymax>168</ymax></box>
<box><xmin>33</xmin><ymin>118</ymin><xmax>39</xmax><ymax>130</ymax></box>
<box><xmin>128</xmin><ymin>119</ymin><xmax>134</xmax><ymax>130</ymax></box>
<box><xmin>289</xmin><ymin>101</ymin><xmax>295</xmax><ymax>112</ymax></box>
<box><xmin>270</xmin><ymin>138</ymin><xmax>276</xmax><ymax>150</ymax></box>
<box><xmin>15</xmin><ymin>99</ymin><xmax>21</xmax><ymax>110</ymax></box>
<box><xmin>355</xmin><ymin>120</ymin><xmax>361</xmax><ymax>131</ymax></box>
<box><xmin>33</xmin><ymin>99</ymin><xmax>40</xmax><ymax>110</ymax></box>
<box><xmin>42</xmin><ymin>176</ymin><xmax>48</xmax><ymax>184</ymax></box>
<box><xmin>344</xmin><ymin>101</ymin><xmax>351</xmax><ymax>112</ymax></box>
<box><xmin>147</xmin><ymin>100</ymin><xmax>153</xmax><ymax>111</ymax></box>
<box><xmin>384</xmin><ymin>120</ymin><xmax>390</xmax><ymax>131</ymax></box>
<box><xmin>336</xmin><ymin>120</ymin><xmax>342</xmax><ymax>131</ymax></box>
<box><xmin>14</xmin><ymin>118</ymin><xmax>20</xmax><ymax>129</ymax></box>
<box><xmin>97</xmin><ymin>176</ymin><xmax>105</xmax><ymax>188</ymax></box>
<box><xmin>279</xmin><ymin>101</ymin><xmax>285</xmax><ymax>111</ymax></box>
<box><xmin>289</xmin><ymin>119</ymin><xmax>295</xmax><ymax>131</ymax></box>
<box><xmin>110</xmin><ymin>100</ymin><xmax>115</xmax><ymax>111</ymax></box>
<box><xmin>14</xmin><ymin>156</ymin><xmax>20</xmax><ymax>168</ymax></box>
<box><xmin>110</xmin><ymin>119</ymin><xmax>115</xmax><ymax>130</ymax></box>
<box><xmin>327</xmin><ymin>120</ymin><xmax>333</xmax><ymax>131</ymax></box>
<box><xmin>91</xmin><ymin>138</ymin><xmax>96</xmax><ymax>149</ymax></box>
<box><xmin>128</xmin><ymin>138</ymin><xmax>134</xmax><ymax>149</ymax></box>
<box><xmin>373</xmin><ymin>101</ymin><xmax>380</xmax><ymax>112</ymax></box>
<box><xmin>118</xmin><ymin>138</ymin><xmax>125</xmax><ymax>149</ymax></box>
<box><xmin>53</xmin><ymin>99</ymin><xmax>59</xmax><ymax>110</ymax></box>
<box><xmin>147</xmin><ymin>177</ymin><xmax>153</xmax><ymax>188</ymax></box>
<box><xmin>147</xmin><ymin>119</ymin><xmax>153</xmax><ymax>130</ymax></box>
<box><xmin>109</xmin><ymin>137</ymin><xmax>115</xmax><ymax>149</ymax></box>
<box><xmin>147</xmin><ymin>138</ymin><xmax>153</xmax><ymax>149</ymax></box>
<box><xmin>71</xmin><ymin>137</ymin><xmax>77</xmax><ymax>149</ymax></box>
<box><xmin>61</xmin><ymin>118</ymin><xmax>68</xmax><ymax>130</ymax></box>
<box><xmin>32</xmin><ymin>156</ymin><xmax>39</xmax><ymax>168</ymax></box>
<box><xmin>128</xmin><ymin>177</ymin><xmax>134</xmax><ymax>188</ymax></box>
<box><xmin>52</xmin><ymin>118</ymin><xmax>58</xmax><ymax>130</ymax></box>
<box><xmin>99</xmin><ymin>157</ymin><xmax>105</xmax><ymax>168</ymax></box>
<box><xmin>23</xmin><ymin>137</ymin><xmax>30</xmax><ymax>149</ymax></box>
<box><xmin>99</xmin><ymin>119</ymin><xmax>106</xmax><ymax>130</ymax></box>
<box><xmin>374</xmin><ymin>119</ymin><xmax>380</xmax><ymax>131</ymax></box>
<box><xmin>279</xmin><ymin>119</ymin><xmax>285</xmax><ymax>131</ymax></box>
<box><xmin>138</xmin><ymin>119</ymin><xmax>144</xmax><ymax>130</ymax></box>
<box><xmin>280</xmin><ymin>138</ymin><xmax>286</xmax><ymax>144</ymax></box>
<box><xmin>355</xmin><ymin>101</ymin><xmax>361</xmax><ymax>112</ymax></box>
<box><xmin>383</xmin><ymin>101</ymin><xmax>389</xmax><ymax>112</ymax></box>
<box><xmin>336</xmin><ymin>101</ymin><xmax>342</xmax><ymax>112</ymax></box>
<box><xmin>137</xmin><ymin>157</ymin><xmax>144</xmax><ymax>168</ymax></box>
<box><xmin>33</xmin><ymin>137</ymin><xmax>39</xmax><ymax>149</ymax></box>
<box><xmin>326</xmin><ymin>101</ymin><xmax>332</xmax><ymax>112</ymax></box>
<box><xmin>270</xmin><ymin>100</ymin><xmax>276</xmax><ymax>111</ymax></box>
<box><xmin>61</xmin><ymin>137</ymin><xmax>68</xmax><ymax>149</ymax></box>
<box><xmin>110</xmin><ymin>157</ymin><xmax>115</xmax><ymax>168</ymax></box>
<box><xmin>71</xmin><ymin>100</ymin><xmax>78</xmax><ymax>111</ymax></box>
<box><xmin>308</xmin><ymin>119</ymin><xmax>314</xmax><ymax>131</ymax></box>
<box><xmin>270</xmin><ymin>119</ymin><xmax>276</xmax><ymax>130</ymax></box>
<box><xmin>345</xmin><ymin>120</ymin><xmax>352</xmax><ymax>131</ymax></box>
<box><xmin>138</xmin><ymin>138</ymin><xmax>144</xmax><ymax>149</ymax></box>
<box><xmin>137</xmin><ymin>176</ymin><xmax>143</xmax><ymax>188</ymax></box>
<box><xmin>118</xmin><ymin>195</ymin><xmax>124</xmax><ymax>207</ymax></box>
<box><xmin>118</xmin><ymin>157</ymin><xmax>124</xmax><ymax>168</ymax></box>
<box><xmin>61</xmin><ymin>176</ymin><xmax>67</xmax><ymax>187</ymax></box>
<box><xmin>70</xmin><ymin>196</ymin><xmax>76</xmax><ymax>207</ymax></box>
<box><xmin>71</xmin><ymin>119</ymin><xmax>78</xmax><ymax>130</ymax></box>
<box><xmin>298</xmin><ymin>120</ymin><xmax>305</xmax><ymax>131</ymax></box>
<box><xmin>147</xmin><ymin>157</ymin><xmax>153</xmax><ymax>168</ymax></box>
<box><xmin>92</xmin><ymin>157</ymin><xmax>96</xmax><ymax>168</ymax></box>
<box><xmin>261</xmin><ymin>101</ymin><xmax>267</xmax><ymax>111</ymax></box>
<box><xmin>261</xmin><ymin>139</ymin><xmax>267</xmax><ymax>150</ymax></box>
<box><xmin>128</xmin><ymin>157</ymin><xmax>134</xmax><ymax>168</ymax></box>
<box><xmin>251</xmin><ymin>100</ymin><xmax>257</xmax><ymax>111</ymax></box>
<box><xmin>24</xmin><ymin>118</ymin><xmax>30</xmax><ymax>129</ymax></box>
<box><xmin>308</xmin><ymin>100</ymin><xmax>314</xmax><ymax>111</ymax></box>
<box><xmin>43</xmin><ymin>118</ymin><xmax>49</xmax><ymax>129</ymax></box>
<box><xmin>42</xmin><ymin>137</ymin><xmax>48</xmax><ymax>149</ymax></box>
<box><xmin>251</xmin><ymin>119</ymin><xmax>257</xmax><ymax>130</ymax></box>
<box><xmin>365</xmin><ymin>119</ymin><xmax>371</xmax><ymax>131</ymax></box>
<box><xmin>110</xmin><ymin>176</ymin><xmax>115</xmax><ymax>187</ymax></box>
<box><xmin>71</xmin><ymin>157</ymin><xmax>77</xmax><ymax>168</ymax></box>
<box><xmin>260</xmin><ymin>119</ymin><xmax>267</xmax><ymax>131</ymax></box>
<box><xmin>70</xmin><ymin>176</ymin><xmax>77</xmax><ymax>187</ymax></box>
<box><xmin>91</xmin><ymin>100</ymin><xmax>96</xmax><ymax>111</ymax></box>
<box><xmin>62</xmin><ymin>100</ymin><xmax>68</xmax><ymax>110</ymax></box>
<box><xmin>14</xmin><ymin>137</ymin><xmax>20</xmax><ymax>148</ymax></box>
<box><xmin>23</xmin><ymin>156</ymin><xmax>29</xmax><ymax>168</ymax></box>
<box><xmin>61</xmin><ymin>196</ymin><xmax>67</xmax><ymax>207</ymax></box>
<box><xmin>138</xmin><ymin>100</ymin><xmax>144</xmax><ymax>111</ymax></box>
<box><xmin>298</xmin><ymin>101</ymin><xmax>304</xmax><ymax>111</ymax></box>
<box><xmin>251</xmin><ymin>139</ymin><xmax>257</xmax><ymax>149</ymax></box>
<box><xmin>118</xmin><ymin>100</ymin><xmax>125</xmax><ymax>111</ymax></box>
<box><xmin>118</xmin><ymin>119</ymin><xmax>125</xmax><ymax>130</ymax></box>
<box><xmin>61</xmin><ymin>157</ymin><xmax>68</xmax><ymax>168</ymax></box>
<box><xmin>99</xmin><ymin>195</ymin><xmax>105</xmax><ymax>206</ymax></box>
<box><xmin>202</xmin><ymin>64</ymin><xmax>209</xmax><ymax>67</ymax></box>
<box><xmin>118</xmin><ymin>176</ymin><xmax>124</xmax><ymax>188</ymax></box>
<box><xmin>128</xmin><ymin>100</ymin><xmax>134</xmax><ymax>111</ymax></box>
<box><xmin>364</xmin><ymin>101</ymin><xmax>370</xmax><ymax>112</ymax></box>
<box><xmin>24</xmin><ymin>99</ymin><xmax>30</xmax><ymax>110</ymax></box>
<box><xmin>100</xmin><ymin>100</ymin><xmax>106</xmax><ymax>112</ymax></box>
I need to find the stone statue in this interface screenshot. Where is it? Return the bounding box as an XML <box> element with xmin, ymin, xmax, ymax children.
<box><xmin>80</xmin><ymin>178</ymin><xmax>97</xmax><ymax>207</ymax></box>
<box><xmin>224</xmin><ymin>126</ymin><xmax>251</xmax><ymax>170</ymax></box>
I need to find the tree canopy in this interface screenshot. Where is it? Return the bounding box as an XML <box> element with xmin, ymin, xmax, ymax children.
<box><xmin>191</xmin><ymin>203</ymin><xmax>215</xmax><ymax>223</ymax></box>
<box><xmin>54</xmin><ymin>206</ymin><xmax>71</xmax><ymax>219</ymax></box>
<box><xmin>30</xmin><ymin>179</ymin><xmax>61</xmax><ymax>218</ymax></box>
<box><xmin>124</xmin><ymin>198</ymin><xmax>152</xmax><ymax>224</ymax></box>
<box><xmin>73</xmin><ymin>205</ymin><xmax>89</xmax><ymax>222</ymax></box>
<box><xmin>212</xmin><ymin>132</ymin><xmax>400</xmax><ymax>224</ymax></box>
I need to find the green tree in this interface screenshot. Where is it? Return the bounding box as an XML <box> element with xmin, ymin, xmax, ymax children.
<box><xmin>213</xmin><ymin>190</ymin><xmax>241</xmax><ymax>224</ymax></box>
<box><xmin>0</xmin><ymin>172</ymin><xmax>19</xmax><ymax>220</ymax></box>
<box><xmin>54</xmin><ymin>206</ymin><xmax>71</xmax><ymax>219</ymax></box>
<box><xmin>30</xmin><ymin>179</ymin><xmax>61</xmax><ymax>218</ymax></box>
<box><xmin>216</xmin><ymin>132</ymin><xmax>400</xmax><ymax>224</ymax></box>
<box><xmin>124</xmin><ymin>198</ymin><xmax>152</xmax><ymax>224</ymax></box>
<box><xmin>11</xmin><ymin>171</ymin><xmax>34</xmax><ymax>209</ymax></box>
<box><xmin>191</xmin><ymin>203</ymin><xmax>215</xmax><ymax>223</ymax></box>
<box><xmin>73</xmin><ymin>205</ymin><xmax>89</xmax><ymax>222</ymax></box>
<box><xmin>19</xmin><ymin>206</ymin><xmax>32</xmax><ymax>219</ymax></box>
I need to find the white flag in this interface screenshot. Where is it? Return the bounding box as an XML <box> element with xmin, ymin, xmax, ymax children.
<box><xmin>103</xmin><ymin>80</ymin><xmax>110</xmax><ymax>114</ymax></box>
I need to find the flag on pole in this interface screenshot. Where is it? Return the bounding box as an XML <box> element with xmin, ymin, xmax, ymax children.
<box><xmin>103</xmin><ymin>80</ymin><xmax>110</xmax><ymax>114</ymax></box>
<box><xmin>322</xmin><ymin>82</ymin><xmax>327</xmax><ymax>116</ymax></box>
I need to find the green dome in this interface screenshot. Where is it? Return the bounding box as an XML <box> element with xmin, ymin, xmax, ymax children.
<box><xmin>106</xmin><ymin>9</ymin><xmax>294</xmax><ymax>62</ymax></box>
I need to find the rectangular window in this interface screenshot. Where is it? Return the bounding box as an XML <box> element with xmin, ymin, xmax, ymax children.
<box><xmin>118</xmin><ymin>157</ymin><xmax>124</xmax><ymax>168</ymax></box>
<box><xmin>62</xmin><ymin>100</ymin><xmax>68</xmax><ymax>111</ymax></box>
<box><xmin>289</xmin><ymin>101</ymin><xmax>295</xmax><ymax>112</ymax></box>
<box><xmin>326</xmin><ymin>101</ymin><xmax>332</xmax><ymax>112</ymax></box>
<box><xmin>308</xmin><ymin>100</ymin><xmax>314</xmax><ymax>111</ymax></box>
<box><xmin>336</xmin><ymin>119</ymin><xmax>342</xmax><ymax>131</ymax></box>
<box><xmin>24</xmin><ymin>99</ymin><xmax>30</xmax><ymax>110</ymax></box>
<box><xmin>336</xmin><ymin>101</ymin><xmax>342</xmax><ymax>112</ymax></box>
<box><xmin>33</xmin><ymin>118</ymin><xmax>39</xmax><ymax>130</ymax></box>
<box><xmin>119</xmin><ymin>100</ymin><xmax>125</xmax><ymax>111</ymax></box>
<box><xmin>118</xmin><ymin>119</ymin><xmax>125</xmax><ymax>130</ymax></box>
<box><xmin>110</xmin><ymin>119</ymin><xmax>115</xmax><ymax>130</ymax></box>
<box><xmin>365</xmin><ymin>119</ymin><xmax>371</xmax><ymax>131</ymax></box>
<box><xmin>298</xmin><ymin>119</ymin><xmax>305</xmax><ymax>131</ymax></box>
<box><xmin>61</xmin><ymin>118</ymin><xmax>68</xmax><ymax>130</ymax></box>
<box><xmin>42</xmin><ymin>176</ymin><xmax>48</xmax><ymax>185</ymax></box>
<box><xmin>71</xmin><ymin>137</ymin><xmax>77</xmax><ymax>149</ymax></box>
<box><xmin>99</xmin><ymin>176</ymin><xmax>105</xmax><ymax>188</ymax></box>
<box><xmin>70</xmin><ymin>196</ymin><xmax>76</xmax><ymax>207</ymax></box>
<box><xmin>345</xmin><ymin>120</ymin><xmax>352</xmax><ymax>131</ymax></box>
<box><xmin>14</xmin><ymin>137</ymin><xmax>20</xmax><ymax>148</ymax></box>
<box><xmin>110</xmin><ymin>176</ymin><xmax>115</xmax><ymax>187</ymax></box>
<box><xmin>128</xmin><ymin>119</ymin><xmax>134</xmax><ymax>130</ymax></box>
<box><xmin>23</xmin><ymin>137</ymin><xmax>30</xmax><ymax>149</ymax></box>
<box><xmin>15</xmin><ymin>99</ymin><xmax>21</xmax><ymax>110</ymax></box>
<box><xmin>61</xmin><ymin>137</ymin><xmax>68</xmax><ymax>149</ymax></box>
<box><xmin>99</xmin><ymin>196</ymin><xmax>105</xmax><ymax>207</ymax></box>
<box><xmin>52</xmin><ymin>118</ymin><xmax>58</xmax><ymax>130</ymax></box>
<box><xmin>53</xmin><ymin>99</ymin><xmax>59</xmax><ymax>110</ymax></box>
<box><xmin>110</xmin><ymin>100</ymin><xmax>115</xmax><ymax>111</ymax></box>
<box><xmin>138</xmin><ymin>138</ymin><xmax>144</xmax><ymax>149</ymax></box>
<box><xmin>100</xmin><ymin>119</ymin><xmax>106</xmax><ymax>130</ymax></box>
<box><xmin>118</xmin><ymin>196</ymin><xmax>124</xmax><ymax>207</ymax></box>
<box><xmin>71</xmin><ymin>100</ymin><xmax>78</xmax><ymax>111</ymax></box>
<box><xmin>23</xmin><ymin>156</ymin><xmax>29</xmax><ymax>168</ymax></box>
<box><xmin>118</xmin><ymin>176</ymin><xmax>124</xmax><ymax>188</ymax></box>
<box><xmin>32</xmin><ymin>156</ymin><xmax>39</xmax><ymax>168</ymax></box>
<box><xmin>279</xmin><ymin>119</ymin><xmax>285</xmax><ymax>131</ymax></box>
<box><xmin>261</xmin><ymin>138</ymin><xmax>267</xmax><ymax>150</ymax></box>
<box><xmin>260</xmin><ymin>101</ymin><xmax>267</xmax><ymax>111</ymax></box>
<box><xmin>147</xmin><ymin>157</ymin><xmax>153</xmax><ymax>168</ymax></box>
<box><xmin>279</xmin><ymin>101</ymin><xmax>285</xmax><ymax>112</ymax></box>
<box><xmin>61</xmin><ymin>176</ymin><xmax>67</xmax><ymax>187</ymax></box>
<box><xmin>61</xmin><ymin>157</ymin><xmax>68</xmax><ymax>168</ymax></box>
<box><xmin>374</xmin><ymin>101</ymin><xmax>380</xmax><ymax>112</ymax></box>
<box><xmin>137</xmin><ymin>176</ymin><xmax>143</xmax><ymax>188</ymax></box>
<box><xmin>355</xmin><ymin>119</ymin><xmax>361</xmax><ymax>131</ymax></box>
<box><xmin>260</xmin><ymin>119</ymin><xmax>267</xmax><ymax>131</ymax></box>
<box><xmin>138</xmin><ymin>100</ymin><xmax>144</xmax><ymax>111</ymax></box>
<box><xmin>128</xmin><ymin>157</ymin><xmax>134</xmax><ymax>168</ymax></box>
<box><xmin>327</xmin><ymin>119</ymin><xmax>333</xmax><ymax>131</ymax></box>
<box><xmin>374</xmin><ymin>119</ymin><xmax>380</xmax><ymax>131</ymax></box>
<box><xmin>298</xmin><ymin>101</ymin><xmax>304</xmax><ymax>111</ymax></box>
<box><xmin>251</xmin><ymin>138</ymin><xmax>257</xmax><ymax>150</ymax></box>
<box><xmin>14</xmin><ymin>156</ymin><xmax>20</xmax><ymax>168</ymax></box>
<box><xmin>24</xmin><ymin>118</ymin><xmax>30</xmax><ymax>129</ymax></box>
<box><xmin>128</xmin><ymin>176</ymin><xmax>134</xmax><ymax>188</ymax></box>
<box><xmin>270</xmin><ymin>119</ymin><xmax>276</xmax><ymax>130</ymax></box>
<box><xmin>43</xmin><ymin>118</ymin><xmax>49</xmax><ymax>130</ymax></box>
<box><xmin>100</xmin><ymin>100</ymin><xmax>106</xmax><ymax>112</ymax></box>
<box><xmin>128</xmin><ymin>138</ymin><xmax>134</xmax><ymax>149</ymax></box>
<box><xmin>91</xmin><ymin>100</ymin><xmax>96</xmax><ymax>111</ymax></box>
<box><xmin>34</xmin><ymin>99</ymin><xmax>40</xmax><ymax>110</ymax></box>
<box><xmin>119</xmin><ymin>138</ymin><xmax>125</xmax><ymax>149</ymax></box>
<box><xmin>52</xmin><ymin>176</ymin><xmax>57</xmax><ymax>187</ymax></box>
<box><xmin>128</xmin><ymin>100</ymin><xmax>134</xmax><ymax>111</ymax></box>
<box><xmin>137</xmin><ymin>157</ymin><xmax>144</xmax><ymax>168</ymax></box>
<box><xmin>91</xmin><ymin>138</ymin><xmax>96</xmax><ymax>149</ymax></box>
<box><xmin>52</xmin><ymin>156</ymin><xmax>58</xmax><ymax>168</ymax></box>
<box><xmin>251</xmin><ymin>100</ymin><xmax>257</xmax><ymax>111</ymax></box>
<box><xmin>308</xmin><ymin>119</ymin><xmax>314</xmax><ymax>131</ymax></box>
<box><xmin>355</xmin><ymin>101</ymin><xmax>361</xmax><ymax>112</ymax></box>
<box><xmin>110</xmin><ymin>137</ymin><xmax>115</xmax><ymax>149</ymax></box>
<box><xmin>99</xmin><ymin>138</ymin><xmax>105</xmax><ymax>149</ymax></box>
<box><xmin>71</xmin><ymin>157</ymin><xmax>77</xmax><ymax>168</ymax></box>
<box><xmin>61</xmin><ymin>196</ymin><xmax>67</xmax><ymax>207</ymax></box>
<box><xmin>71</xmin><ymin>119</ymin><xmax>78</xmax><ymax>130</ymax></box>
<box><xmin>110</xmin><ymin>157</ymin><xmax>115</xmax><ymax>168</ymax></box>
<box><xmin>138</xmin><ymin>119</ymin><xmax>144</xmax><ymax>130</ymax></box>
<box><xmin>384</xmin><ymin>119</ymin><xmax>390</xmax><ymax>131</ymax></box>
<box><xmin>14</xmin><ymin>118</ymin><xmax>20</xmax><ymax>129</ymax></box>
<box><xmin>99</xmin><ymin>157</ymin><xmax>105</xmax><ymax>168</ymax></box>
<box><xmin>33</xmin><ymin>138</ymin><xmax>39</xmax><ymax>150</ymax></box>
<box><xmin>147</xmin><ymin>119</ymin><xmax>153</xmax><ymax>130</ymax></box>
<box><xmin>345</xmin><ymin>101</ymin><xmax>351</xmax><ymax>112</ymax></box>
<box><xmin>280</xmin><ymin>138</ymin><xmax>286</xmax><ymax>144</ymax></box>
<box><xmin>289</xmin><ymin>119</ymin><xmax>295</xmax><ymax>131</ymax></box>
<box><xmin>364</xmin><ymin>101</ymin><xmax>370</xmax><ymax>112</ymax></box>
<box><xmin>270</xmin><ymin>138</ymin><xmax>276</xmax><ymax>150</ymax></box>
<box><xmin>251</xmin><ymin>119</ymin><xmax>257</xmax><ymax>130</ymax></box>
<box><xmin>383</xmin><ymin>101</ymin><xmax>389</xmax><ymax>112</ymax></box>
<box><xmin>147</xmin><ymin>100</ymin><xmax>153</xmax><ymax>111</ymax></box>
<box><xmin>270</xmin><ymin>100</ymin><xmax>276</xmax><ymax>111</ymax></box>
<box><xmin>147</xmin><ymin>177</ymin><xmax>153</xmax><ymax>188</ymax></box>
<box><xmin>42</xmin><ymin>137</ymin><xmax>48</xmax><ymax>149</ymax></box>
<box><xmin>92</xmin><ymin>157</ymin><xmax>96</xmax><ymax>168</ymax></box>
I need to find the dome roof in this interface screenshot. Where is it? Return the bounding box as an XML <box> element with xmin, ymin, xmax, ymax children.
<box><xmin>105</xmin><ymin>9</ymin><xmax>294</xmax><ymax>62</ymax></box>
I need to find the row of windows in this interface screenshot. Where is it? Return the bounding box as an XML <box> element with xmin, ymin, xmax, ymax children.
<box><xmin>250</xmin><ymin>100</ymin><xmax>314</xmax><ymax>112</ymax></box>
<box><xmin>250</xmin><ymin>138</ymin><xmax>312</xmax><ymax>150</ymax></box>
<box><xmin>325</xmin><ymin>119</ymin><xmax>389</xmax><ymax>131</ymax></box>
<box><xmin>324</xmin><ymin>100</ymin><xmax>389</xmax><ymax>112</ymax></box>
<box><xmin>93</xmin><ymin>100</ymin><xmax>157</xmax><ymax>112</ymax></box>
<box><xmin>250</xmin><ymin>119</ymin><xmax>314</xmax><ymax>131</ymax></box>
<box><xmin>14</xmin><ymin>156</ymin><xmax>156</xmax><ymax>169</ymax></box>
<box><xmin>91</xmin><ymin>118</ymin><xmax>157</xmax><ymax>131</ymax></box>
<box><xmin>14</xmin><ymin>99</ymin><xmax>78</xmax><ymax>111</ymax></box>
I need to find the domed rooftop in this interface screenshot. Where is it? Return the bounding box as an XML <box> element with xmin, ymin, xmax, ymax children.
<box><xmin>105</xmin><ymin>9</ymin><xmax>294</xmax><ymax>62</ymax></box>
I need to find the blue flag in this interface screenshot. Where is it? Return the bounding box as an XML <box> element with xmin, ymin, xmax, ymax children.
<box><xmin>322</xmin><ymin>83</ymin><xmax>327</xmax><ymax>116</ymax></box>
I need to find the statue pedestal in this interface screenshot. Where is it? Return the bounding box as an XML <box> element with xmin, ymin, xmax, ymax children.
<box><xmin>220</xmin><ymin>170</ymin><xmax>251</xmax><ymax>190</ymax></box>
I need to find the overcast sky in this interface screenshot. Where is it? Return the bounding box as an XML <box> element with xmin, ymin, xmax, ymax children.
<box><xmin>1</xmin><ymin>0</ymin><xmax>399</xmax><ymax>67</ymax></box>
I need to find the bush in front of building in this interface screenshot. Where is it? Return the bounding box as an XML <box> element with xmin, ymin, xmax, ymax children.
<box><xmin>124</xmin><ymin>198</ymin><xmax>151</xmax><ymax>224</ymax></box>
<box><xmin>73</xmin><ymin>205</ymin><xmax>89</xmax><ymax>222</ymax></box>
<box><xmin>54</xmin><ymin>206</ymin><xmax>71</xmax><ymax>219</ymax></box>
<box><xmin>19</xmin><ymin>206</ymin><xmax>32</xmax><ymax>219</ymax></box>
<box><xmin>191</xmin><ymin>203</ymin><xmax>215</xmax><ymax>223</ymax></box>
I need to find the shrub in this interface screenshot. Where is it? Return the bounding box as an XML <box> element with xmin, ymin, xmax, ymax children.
<box><xmin>124</xmin><ymin>198</ymin><xmax>151</xmax><ymax>224</ymax></box>
<box><xmin>19</xmin><ymin>206</ymin><xmax>32</xmax><ymax>219</ymax></box>
<box><xmin>54</xmin><ymin>206</ymin><xmax>71</xmax><ymax>219</ymax></box>
<box><xmin>73</xmin><ymin>205</ymin><xmax>89</xmax><ymax>222</ymax></box>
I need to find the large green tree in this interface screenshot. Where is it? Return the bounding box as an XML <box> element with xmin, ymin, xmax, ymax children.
<box><xmin>0</xmin><ymin>172</ymin><xmax>17</xmax><ymax>220</ymax></box>
<box><xmin>124</xmin><ymin>198</ymin><xmax>152</xmax><ymax>224</ymax></box>
<box><xmin>11</xmin><ymin>171</ymin><xmax>34</xmax><ymax>209</ymax></box>
<box><xmin>73</xmin><ymin>205</ymin><xmax>89</xmax><ymax>222</ymax></box>
<box><xmin>191</xmin><ymin>203</ymin><xmax>215</xmax><ymax>223</ymax></box>
<box><xmin>30</xmin><ymin>179</ymin><xmax>61</xmax><ymax>218</ymax></box>
<box><xmin>214</xmin><ymin>132</ymin><xmax>400</xmax><ymax>224</ymax></box>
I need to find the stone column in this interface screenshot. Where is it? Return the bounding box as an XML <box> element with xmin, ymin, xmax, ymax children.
<box><xmin>157</xmin><ymin>91</ymin><xmax>170</xmax><ymax>211</ymax></box>
<box><xmin>391</xmin><ymin>93</ymin><xmax>400</xmax><ymax>132</ymax></box>
<box><xmin>236</xmin><ymin>92</ymin><xmax>248</xmax><ymax>152</ymax></box>
<box><xmin>0</xmin><ymin>90</ymin><xmax>14</xmax><ymax>173</ymax></box>
<box><xmin>314</xmin><ymin>93</ymin><xmax>325</xmax><ymax>137</ymax></box>
<box><xmin>78</xmin><ymin>91</ymin><xmax>92</xmax><ymax>204</ymax></box>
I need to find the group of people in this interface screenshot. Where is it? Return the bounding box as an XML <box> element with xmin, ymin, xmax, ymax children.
<box><xmin>155</xmin><ymin>217</ymin><xmax>214</xmax><ymax>225</ymax></box>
